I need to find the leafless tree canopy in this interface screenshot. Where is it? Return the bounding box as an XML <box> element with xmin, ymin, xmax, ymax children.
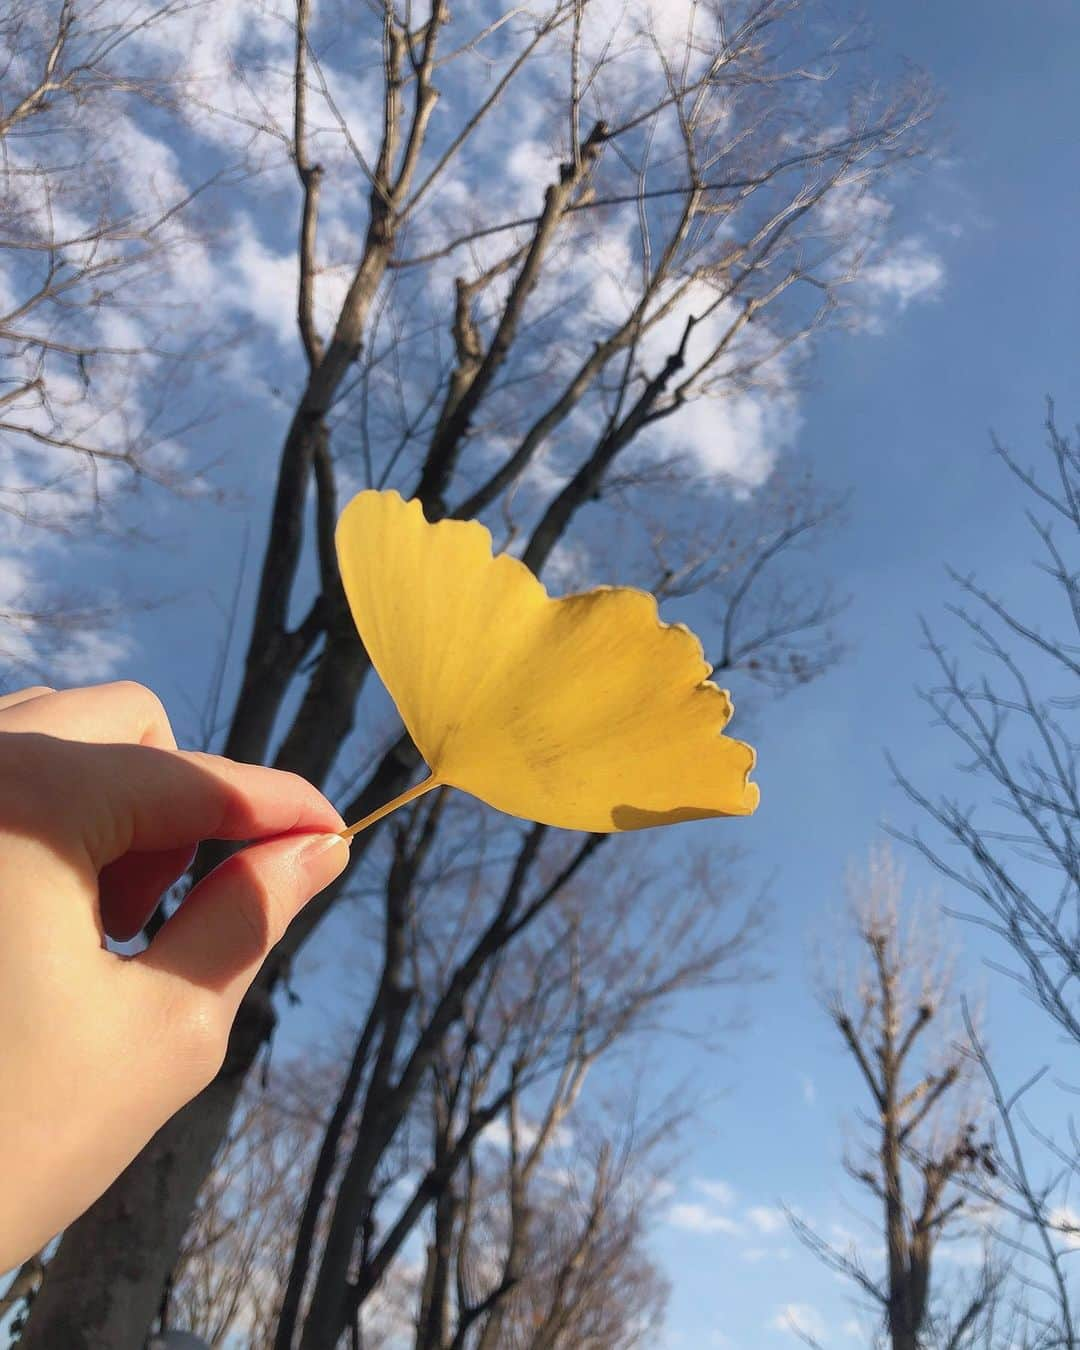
<box><xmin>161</xmin><ymin>1071</ymin><xmax>329</xmax><ymax>1349</ymax></box>
<box><xmin>794</xmin><ymin>846</ymin><xmax>998</xmax><ymax>1350</ymax></box>
<box><xmin>17</xmin><ymin>2</ymin><xmax>933</xmax><ymax>1346</ymax></box>
<box><xmin>262</xmin><ymin>793</ymin><xmax>753</xmax><ymax>1349</ymax></box>
<box><xmin>0</xmin><ymin>0</ymin><xmax>231</xmax><ymax>674</ymax></box>
<box><xmin>0</xmin><ymin>0</ymin><xmax>227</xmax><ymax>503</ymax></box>
<box><xmin>895</xmin><ymin>406</ymin><xmax>1080</xmax><ymax>1049</ymax></box>
<box><xmin>892</xmin><ymin>405</ymin><xmax>1080</xmax><ymax>1350</ymax></box>
<box><xmin>153</xmin><ymin>799</ymin><xmax>702</xmax><ymax>1348</ymax></box>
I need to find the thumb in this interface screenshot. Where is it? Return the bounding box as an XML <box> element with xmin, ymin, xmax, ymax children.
<box><xmin>138</xmin><ymin>831</ymin><xmax>349</xmax><ymax>1008</ymax></box>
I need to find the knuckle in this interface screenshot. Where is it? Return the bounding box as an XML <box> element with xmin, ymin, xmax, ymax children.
<box><xmin>113</xmin><ymin>678</ymin><xmax>164</xmax><ymax>714</ymax></box>
<box><xmin>174</xmin><ymin>991</ymin><xmax>230</xmax><ymax>1084</ymax></box>
<box><xmin>111</xmin><ymin>680</ymin><xmax>173</xmax><ymax>734</ymax></box>
<box><xmin>109</xmin><ymin>678</ymin><xmax>155</xmax><ymax>701</ymax></box>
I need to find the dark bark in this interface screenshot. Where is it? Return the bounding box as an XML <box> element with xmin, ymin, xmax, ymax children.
<box><xmin>273</xmin><ymin>1010</ymin><xmax>379</xmax><ymax>1350</ymax></box>
<box><xmin>276</xmin><ymin>806</ymin><xmax>442</xmax><ymax>1350</ymax></box>
<box><xmin>415</xmin><ymin>123</ymin><xmax>608</xmax><ymax>520</ymax></box>
<box><xmin>297</xmin><ymin>830</ymin><xmax>605</xmax><ymax>1348</ymax></box>
<box><xmin>521</xmin><ymin>316</ymin><xmax>698</xmax><ymax>574</ymax></box>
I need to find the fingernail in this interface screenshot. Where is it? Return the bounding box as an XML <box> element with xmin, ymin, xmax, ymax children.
<box><xmin>297</xmin><ymin>832</ymin><xmax>350</xmax><ymax>885</ymax></box>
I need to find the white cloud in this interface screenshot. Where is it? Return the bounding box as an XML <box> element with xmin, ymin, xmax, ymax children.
<box><xmin>817</xmin><ymin>176</ymin><xmax>893</xmax><ymax>237</ymax></box>
<box><xmin>543</xmin><ymin>538</ymin><xmax>593</xmax><ymax>591</ymax></box>
<box><xmin>481</xmin><ymin>1115</ymin><xmax>572</xmax><ymax>1154</ymax></box>
<box><xmin>747</xmin><ymin>1206</ymin><xmax>787</xmax><ymax>1235</ymax></box>
<box><xmin>800</xmin><ymin>1074</ymin><xmax>816</xmax><ymax>1107</ymax></box>
<box><xmin>770</xmin><ymin>1303</ymin><xmax>826</xmax><ymax>1341</ymax></box>
<box><xmin>861</xmin><ymin>237</ymin><xmax>945</xmax><ymax>311</ymax></box>
<box><xmin>667</xmin><ymin>1201</ymin><xmax>741</xmax><ymax>1236</ymax></box>
<box><xmin>936</xmin><ymin>1239</ymin><xmax>988</xmax><ymax>1268</ymax></box>
<box><xmin>539</xmin><ymin>1163</ymin><xmax>578</xmax><ymax>1190</ymax></box>
<box><xmin>222</xmin><ymin>219</ymin><xmax>301</xmax><ymax>349</ymax></box>
<box><xmin>668</xmin><ymin>1181</ymin><xmax>793</xmax><ymax>1243</ymax></box>
<box><xmin>581</xmin><ymin>0</ymin><xmax>719</xmax><ymax>99</ymax></box>
<box><xmin>481</xmin><ymin>1117</ymin><xmax>513</xmax><ymax>1151</ymax></box>
<box><xmin>131</xmin><ymin>0</ymin><xmax>296</xmax><ymax>154</ymax></box>
<box><xmin>622</xmin><ymin>279</ymin><xmax>802</xmax><ymax>487</ymax></box>
<box><xmin>108</xmin><ymin>114</ymin><xmax>189</xmax><ymax>212</ymax></box>
<box><xmin>49</xmin><ymin>627</ymin><xmax>134</xmax><ymax>684</ymax></box>
<box><xmin>815</xmin><ymin>177</ymin><xmax>946</xmax><ymax>326</ymax></box>
<box><xmin>0</xmin><ymin>555</ymin><xmax>131</xmax><ymax>682</ymax></box>
<box><xmin>696</xmin><ymin>1178</ymin><xmax>737</xmax><ymax>1207</ymax></box>
<box><xmin>656</xmin><ymin>370</ymin><xmax>797</xmax><ymax>487</ymax></box>
<box><xmin>506</xmin><ymin>139</ymin><xmax>559</xmax><ymax>210</ymax></box>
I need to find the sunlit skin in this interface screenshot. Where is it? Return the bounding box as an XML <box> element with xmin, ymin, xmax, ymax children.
<box><xmin>0</xmin><ymin>683</ymin><xmax>349</xmax><ymax>1271</ymax></box>
<box><xmin>337</xmin><ymin>490</ymin><xmax>759</xmax><ymax>838</ymax></box>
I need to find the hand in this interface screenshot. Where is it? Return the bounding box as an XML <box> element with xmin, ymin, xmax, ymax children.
<box><xmin>0</xmin><ymin>682</ymin><xmax>349</xmax><ymax>1270</ymax></box>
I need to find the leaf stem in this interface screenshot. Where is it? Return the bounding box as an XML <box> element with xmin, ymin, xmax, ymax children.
<box><xmin>339</xmin><ymin>774</ymin><xmax>443</xmax><ymax>841</ymax></box>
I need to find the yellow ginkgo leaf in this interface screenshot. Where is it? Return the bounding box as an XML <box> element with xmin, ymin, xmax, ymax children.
<box><xmin>336</xmin><ymin>490</ymin><xmax>759</xmax><ymax>836</ymax></box>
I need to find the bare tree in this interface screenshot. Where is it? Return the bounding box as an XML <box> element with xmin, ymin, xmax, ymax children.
<box><xmin>158</xmin><ymin>1069</ymin><xmax>327</xmax><ymax>1349</ymax></box>
<box><xmin>23</xmin><ymin>2</ymin><xmax>932</xmax><ymax>1344</ymax></box>
<box><xmin>953</xmin><ymin>1011</ymin><xmax>1080</xmax><ymax>1350</ymax></box>
<box><xmin>793</xmin><ymin>846</ymin><xmax>997</xmax><ymax>1350</ymax></box>
<box><xmin>417</xmin><ymin>1097</ymin><xmax>670</xmax><ymax>1350</ymax></box>
<box><xmin>148</xmin><ymin>804</ymin><xmax>718</xmax><ymax>1350</ymax></box>
<box><xmin>886</xmin><ymin>404</ymin><xmax>1080</xmax><ymax>1350</ymax></box>
<box><xmin>0</xmin><ymin>0</ymin><xmax>231</xmax><ymax>674</ymax></box>
<box><xmin>893</xmin><ymin>404</ymin><xmax>1080</xmax><ymax>1057</ymax></box>
<box><xmin>147</xmin><ymin>1041</ymin><xmax>669</xmax><ymax>1350</ymax></box>
<box><xmin>137</xmin><ymin>1046</ymin><xmax>412</xmax><ymax>1349</ymax></box>
<box><xmin>273</xmin><ymin>784</ymin><xmax>755</xmax><ymax>1349</ymax></box>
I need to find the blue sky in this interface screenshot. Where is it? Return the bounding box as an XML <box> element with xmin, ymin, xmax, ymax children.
<box><xmin>3</xmin><ymin>0</ymin><xmax>1080</xmax><ymax>1344</ymax></box>
<box><xmin>646</xmin><ymin>4</ymin><xmax>1080</xmax><ymax>1344</ymax></box>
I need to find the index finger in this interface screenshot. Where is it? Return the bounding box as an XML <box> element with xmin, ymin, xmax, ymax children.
<box><xmin>44</xmin><ymin>740</ymin><xmax>346</xmax><ymax>867</ymax></box>
<box><xmin>0</xmin><ymin>682</ymin><xmax>177</xmax><ymax>750</ymax></box>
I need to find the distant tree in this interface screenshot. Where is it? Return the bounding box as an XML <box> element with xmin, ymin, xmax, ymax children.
<box><xmin>417</xmin><ymin>1101</ymin><xmax>670</xmax><ymax>1350</ymax></box>
<box><xmin>951</xmin><ymin>1011</ymin><xmax>1079</xmax><ymax>1350</ymax></box>
<box><xmin>159</xmin><ymin>1069</ymin><xmax>327</xmax><ymax>1349</ymax></box>
<box><xmin>0</xmin><ymin>0</ymin><xmax>226</xmax><ymax>673</ymax></box>
<box><xmin>894</xmin><ymin>405</ymin><xmax>1080</xmax><ymax>1060</ymax></box>
<box><xmin>792</xmin><ymin>846</ymin><xmax>999</xmax><ymax>1350</ymax></box>
<box><xmin>22</xmin><ymin>1</ymin><xmax>933</xmax><ymax>1344</ymax></box>
<box><xmin>890</xmin><ymin>404</ymin><xmax>1080</xmax><ymax>1349</ymax></box>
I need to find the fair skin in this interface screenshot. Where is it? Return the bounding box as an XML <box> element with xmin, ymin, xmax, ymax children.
<box><xmin>0</xmin><ymin>681</ymin><xmax>350</xmax><ymax>1271</ymax></box>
